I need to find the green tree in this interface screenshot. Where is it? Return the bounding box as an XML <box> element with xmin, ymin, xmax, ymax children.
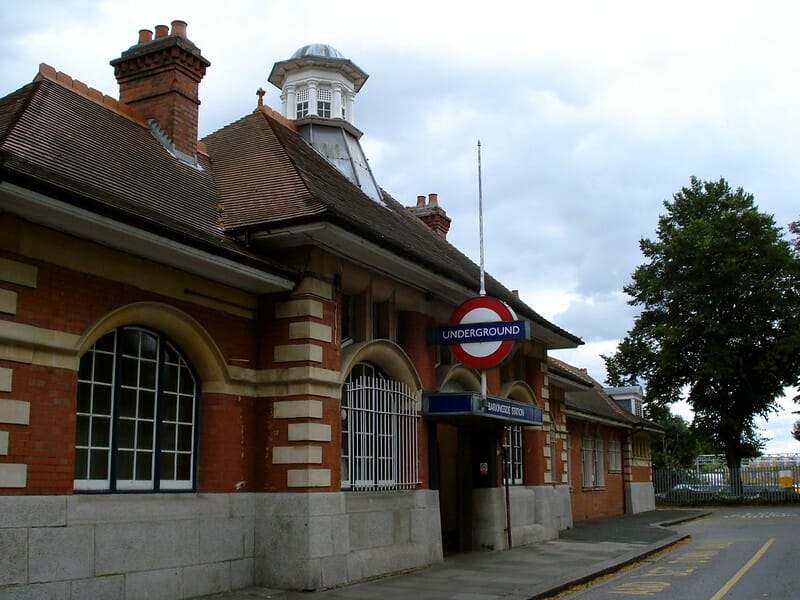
<box><xmin>645</xmin><ymin>403</ymin><xmax>700</xmax><ymax>469</ymax></box>
<box><xmin>604</xmin><ymin>177</ymin><xmax>800</xmax><ymax>491</ymax></box>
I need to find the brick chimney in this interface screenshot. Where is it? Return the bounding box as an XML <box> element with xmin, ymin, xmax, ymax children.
<box><xmin>408</xmin><ymin>193</ymin><xmax>451</xmax><ymax>239</ymax></box>
<box><xmin>110</xmin><ymin>20</ymin><xmax>210</xmax><ymax>158</ymax></box>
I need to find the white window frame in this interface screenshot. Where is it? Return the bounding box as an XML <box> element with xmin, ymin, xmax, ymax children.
<box><xmin>74</xmin><ymin>327</ymin><xmax>198</xmax><ymax>492</ymax></box>
<box><xmin>296</xmin><ymin>87</ymin><xmax>309</xmax><ymax>118</ymax></box>
<box><xmin>594</xmin><ymin>438</ymin><xmax>605</xmax><ymax>488</ymax></box>
<box><xmin>581</xmin><ymin>435</ymin><xmax>594</xmax><ymax>488</ymax></box>
<box><xmin>317</xmin><ymin>86</ymin><xmax>332</xmax><ymax>118</ymax></box>
<box><xmin>608</xmin><ymin>435</ymin><xmax>622</xmax><ymax>472</ymax></box>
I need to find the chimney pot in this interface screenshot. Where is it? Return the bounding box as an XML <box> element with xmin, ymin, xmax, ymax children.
<box><xmin>113</xmin><ymin>20</ymin><xmax>209</xmax><ymax>158</ymax></box>
<box><xmin>428</xmin><ymin>193</ymin><xmax>438</xmax><ymax>206</ymax></box>
<box><xmin>170</xmin><ymin>20</ymin><xmax>187</xmax><ymax>37</ymax></box>
<box><xmin>138</xmin><ymin>29</ymin><xmax>153</xmax><ymax>44</ymax></box>
<box><xmin>512</xmin><ymin>290</ymin><xmax>519</xmax><ymax>297</ymax></box>
<box><xmin>416</xmin><ymin>195</ymin><xmax>426</xmax><ymax>207</ymax></box>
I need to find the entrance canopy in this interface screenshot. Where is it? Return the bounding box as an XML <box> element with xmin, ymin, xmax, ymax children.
<box><xmin>423</xmin><ymin>392</ymin><xmax>542</xmax><ymax>426</ymax></box>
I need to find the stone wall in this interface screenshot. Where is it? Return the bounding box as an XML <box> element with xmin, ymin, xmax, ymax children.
<box><xmin>0</xmin><ymin>490</ymin><xmax>443</xmax><ymax>598</ymax></box>
<box><xmin>625</xmin><ymin>481</ymin><xmax>656</xmax><ymax>514</ymax></box>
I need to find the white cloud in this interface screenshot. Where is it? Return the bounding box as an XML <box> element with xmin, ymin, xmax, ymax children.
<box><xmin>2</xmin><ymin>0</ymin><xmax>798</xmax><ymax>454</ymax></box>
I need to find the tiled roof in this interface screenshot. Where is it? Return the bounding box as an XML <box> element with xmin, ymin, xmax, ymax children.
<box><xmin>549</xmin><ymin>357</ymin><xmax>662</xmax><ymax>430</ymax></box>
<box><xmin>204</xmin><ymin>109</ymin><xmax>582</xmax><ymax>342</ymax></box>
<box><xmin>0</xmin><ymin>69</ymin><xmax>582</xmax><ymax>345</ymax></box>
<box><xmin>0</xmin><ymin>77</ymin><xmax>295</xmax><ymax>278</ymax></box>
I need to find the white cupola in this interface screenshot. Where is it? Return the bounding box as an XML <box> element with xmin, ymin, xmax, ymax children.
<box><xmin>268</xmin><ymin>44</ymin><xmax>383</xmax><ymax>204</ymax></box>
<box><xmin>268</xmin><ymin>43</ymin><xmax>368</xmax><ymax>124</ymax></box>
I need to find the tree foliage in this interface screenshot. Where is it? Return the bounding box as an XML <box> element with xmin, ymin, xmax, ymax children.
<box><xmin>604</xmin><ymin>177</ymin><xmax>800</xmax><ymax>471</ymax></box>
<box><xmin>644</xmin><ymin>403</ymin><xmax>706</xmax><ymax>468</ymax></box>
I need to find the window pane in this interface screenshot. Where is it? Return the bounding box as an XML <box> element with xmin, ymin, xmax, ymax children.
<box><xmin>120</xmin><ymin>329</ymin><xmax>140</xmax><ymax>356</ymax></box>
<box><xmin>160</xmin><ymin>452</ymin><xmax>175</xmax><ymax>480</ymax></box>
<box><xmin>179</xmin><ymin>369</ymin><xmax>194</xmax><ymax>395</ymax></box>
<box><xmin>76</xmin><ymin>382</ymin><xmax>92</xmax><ymax>414</ymax></box>
<box><xmin>137</xmin><ymin>421</ymin><xmax>154</xmax><ymax>450</ymax></box>
<box><xmin>175</xmin><ymin>453</ymin><xmax>191</xmax><ymax>480</ymax></box>
<box><xmin>177</xmin><ymin>425</ymin><xmax>192</xmax><ymax>452</ymax></box>
<box><xmin>76</xmin><ymin>415</ymin><xmax>90</xmax><ymax>446</ymax></box>
<box><xmin>121</xmin><ymin>357</ymin><xmax>139</xmax><ymax>387</ymax></box>
<box><xmin>74</xmin><ymin>448</ymin><xmax>88</xmax><ymax>479</ymax></box>
<box><xmin>90</xmin><ymin>449</ymin><xmax>109</xmax><ymax>480</ymax></box>
<box><xmin>140</xmin><ymin>361</ymin><xmax>157</xmax><ymax>389</ymax></box>
<box><xmin>139</xmin><ymin>391</ymin><xmax>155</xmax><ymax>420</ymax></box>
<box><xmin>94</xmin><ymin>353</ymin><xmax>115</xmax><ymax>384</ymax></box>
<box><xmin>118</xmin><ymin>419</ymin><xmax>135</xmax><ymax>449</ymax></box>
<box><xmin>135</xmin><ymin>451</ymin><xmax>153</xmax><ymax>480</ymax></box>
<box><xmin>94</xmin><ymin>385</ymin><xmax>112</xmax><ymax>416</ymax></box>
<box><xmin>91</xmin><ymin>416</ymin><xmax>111</xmax><ymax>447</ymax></box>
<box><xmin>162</xmin><ymin>393</ymin><xmax>178</xmax><ymax>422</ymax></box>
<box><xmin>178</xmin><ymin>395</ymin><xmax>194</xmax><ymax>423</ymax></box>
<box><xmin>78</xmin><ymin>354</ymin><xmax>92</xmax><ymax>381</ymax></box>
<box><xmin>140</xmin><ymin>332</ymin><xmax>157</xmax><ymax>359</ymax></box>
<box><xmin>95</xmin><ymin>331</ymin><xmax>116</xmax><ymax>353</ymax></box>
<box><xmin>118</xmin><ymin>387</ymin><xmax>137</xmax><ymax>418</ymax></box>
<box><xmin>162</xmin><ymin>423</ymin><xmax>176</xmax><ymax>451</ymax></box>
<box><xmin>162</xmin><ymin>364</ymin><xmax>178</xmax><ymax>394</ymax></box>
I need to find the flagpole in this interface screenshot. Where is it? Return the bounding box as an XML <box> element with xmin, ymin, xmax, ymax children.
<box><xmin>477</xmin><ymin>140</ymin><xmax>488</xmax><ymax>400</ymax></box>
<box><xmin>478</xmin><ymin>140</ymin><xmax>486</xmax><ymax>297</ymax></box>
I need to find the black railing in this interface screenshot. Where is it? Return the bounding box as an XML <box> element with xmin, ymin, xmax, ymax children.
<box><xmin>654</xmin><ymin>465</ymin><xmax>800</xmax><ymax>505</ymax></box>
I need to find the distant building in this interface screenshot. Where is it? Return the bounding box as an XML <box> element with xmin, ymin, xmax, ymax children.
<box><xmin>0</xmin><ymin>21</ymin><xmax>659</xmax><ymax>598</ymax></box>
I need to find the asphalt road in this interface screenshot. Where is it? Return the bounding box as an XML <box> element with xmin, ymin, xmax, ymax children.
<box><xmin>561</xmin><ymin>506</ymin><xmax>800</xmax><ymax>599</ymax></box>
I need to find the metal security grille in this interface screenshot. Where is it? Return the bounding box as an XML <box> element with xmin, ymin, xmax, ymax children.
<box><xmin>502</xmin><ymin>425</ymin><xmax>523</xmax><ymax>485</ymax></box>
<box><xmin>341</xmin><ymin>364</ymin><xmax>420</xmax><ymax>491</ymax></box>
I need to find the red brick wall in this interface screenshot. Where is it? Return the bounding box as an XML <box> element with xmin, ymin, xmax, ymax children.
<box><xmin>198</xmin><ymin>393</ymin><xmax>259</xmax><ymax>493</ymax></box>
<box><xmin>1</xmin><ymin>251</ymin><xmax>259</xmax><ymax>495</ymax></box>
<box><xmin>0</xmin><ymin>362</ymin><xmax>77</xmax><ymax>495</ymax></box>
<box><xmin>567</xmin><ymin>424</ymin><xmax>627</xmax><ymax>522</ymax></box>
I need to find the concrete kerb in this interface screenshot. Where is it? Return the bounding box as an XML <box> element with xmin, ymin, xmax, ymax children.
<box><xmin>529</xmin><ymin>510</ymin><xmax>712</xmax><ymax>599</ymax></box>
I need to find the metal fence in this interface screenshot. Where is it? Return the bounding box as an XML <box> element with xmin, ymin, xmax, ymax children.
<box><xmin>654</xmin><ymin>464</ymin><xmax>800</xmax><ymax>505</ymax></box>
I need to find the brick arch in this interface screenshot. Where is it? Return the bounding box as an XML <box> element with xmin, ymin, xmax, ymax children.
<box><xmin>75</xmin><ymin>301</ymin><xmax>227</xmax><ymax>385</ymax></box>
<box><xmin>339</xmin><ymin>339</ymin><xmax>422</xmax><ymax>391</ymax></box>
<box><xmin>499</xmin><ymin>380</ymin><xmax>539</xmax><ymax>405</ymax></box>
<box><xmin>436</xmin><ymin>363</ymin><xmax>482</xmax><ymax>392</ymax></box>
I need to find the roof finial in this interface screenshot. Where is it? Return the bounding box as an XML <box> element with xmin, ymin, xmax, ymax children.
<box><xmin>256</xmin><ymin>87</ymin><xmax>265</xmax><ymax>108</ymax></box>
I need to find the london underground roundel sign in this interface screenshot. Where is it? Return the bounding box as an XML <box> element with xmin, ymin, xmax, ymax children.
<box><xmin>443</xmin><ymin>296</ymin><xmax>527</xmax><ymax>369</ymax></box>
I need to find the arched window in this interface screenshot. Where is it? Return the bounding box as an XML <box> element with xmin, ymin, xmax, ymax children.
<box><xmin>341</xmin><ymin>362</ymin><xmax>419</xmax><ymax>491</ymax></box>
<box><xmin>74</xmin><ymin>326</ymin><xmax>198</xmax><ymax>492</ymax></box>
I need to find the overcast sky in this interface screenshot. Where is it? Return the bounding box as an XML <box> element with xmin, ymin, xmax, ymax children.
<box><xmin>2</xmin><ymin>0</ymin><xmax>799</xmax><ymax>454</ymax></box>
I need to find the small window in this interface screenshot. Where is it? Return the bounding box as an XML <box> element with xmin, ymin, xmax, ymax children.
<box><xmin>317</xmin><ymin>87</ymin><xmax>332</xmax><ymax>118</ymax></box>
<box><xmin>608</xmin><ymin>435</ymin><xmax>622</xmax><ymax>472</ymax></box>
<box><xmin>502</xmin><ymin>425</ymin><xmax>524</xmax><ymax>485</ymax></box>
<box><xmin>75</xmin><ymin>327</ymin><xmax>198</xmax><ymax>492</ymax></box>
<box><xmin>581</xmin><ymin>435</ymin><xmax>593</xmax><ymax>487</ymax></box>
<box><xmin>594</xmin><ymin>438</ymin><xmax>605</xmax><ymax>488</ymax></box>
<box><xmin>296</xmin><ymin>88</ymin><xmax>309</xmax><ymax>119</ymax></box>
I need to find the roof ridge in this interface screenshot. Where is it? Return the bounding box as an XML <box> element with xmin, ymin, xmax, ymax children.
<box><xmin>35</xmin><ymin>63</ymin><xmax>146</xmax><ymax>126</ymax></box>
<box><xmin>254</xmin><ymin>104</ymin><xmax>297</xmax><ymax>132</ymax></box>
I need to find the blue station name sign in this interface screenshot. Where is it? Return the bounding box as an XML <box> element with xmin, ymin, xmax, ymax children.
<box><xmin>423</xmin><ymin>392</ymin><xmax>543</xmax><ymax>426</ymax></box>
<box><xmin>436</xmin><ymin>321</ymin><xmax>528</xmax><ymax>345</ymax></box>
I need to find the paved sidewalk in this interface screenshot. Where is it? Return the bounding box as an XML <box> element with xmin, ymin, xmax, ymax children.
<box><xmin>198</xmin><ymin>509</ymin><xmax>707</xmax><ymax>600</ymax></box>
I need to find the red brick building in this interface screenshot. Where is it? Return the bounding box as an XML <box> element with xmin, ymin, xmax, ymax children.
<box><xmin>0</xmin><ymin>21</ymin><xmax>658</xmax><ymax>598</ymax></box>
